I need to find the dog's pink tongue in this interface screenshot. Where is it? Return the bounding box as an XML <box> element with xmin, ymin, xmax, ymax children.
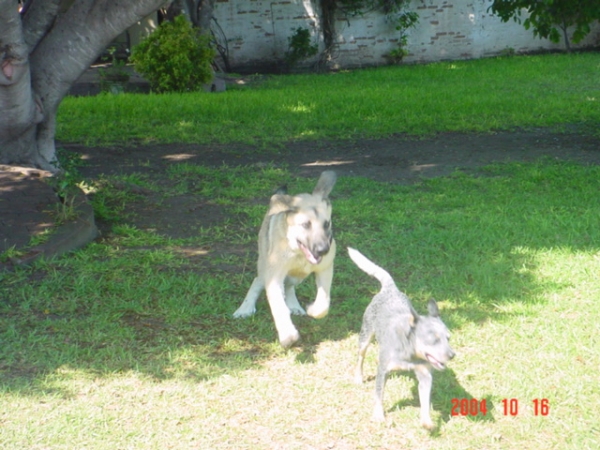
<box><xmin>300</xmin><ymin>243</ymin><xmax>320</xmax><ymax>264</ymax></box>
<box><xmin>427</xmin><ymin>354</ymin><xmax>444</xmax><ymax>370</ymax></box>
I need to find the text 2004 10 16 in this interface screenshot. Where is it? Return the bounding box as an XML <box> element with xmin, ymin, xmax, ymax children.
<box><xmin>451</xmin><ymin>398</ymin><xmax>550</xmax><ymax>417</ymax></box>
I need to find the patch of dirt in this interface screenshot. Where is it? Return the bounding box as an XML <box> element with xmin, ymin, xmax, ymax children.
<box><xmin>65</xmin><ymin>129</ymin><xmax>600</xmax><ymax>239</ymax></box>
<box><xmin>68</xmin><ymin>130</ymin><xmax>600</xmax><ymax>181</ymax></box>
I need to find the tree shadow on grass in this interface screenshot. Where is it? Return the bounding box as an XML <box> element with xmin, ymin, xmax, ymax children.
<box><xmin>0</xmin><ymin>236</ymin><xmax>579</xmax><ymax>399</ymax></box>
<box><xmin>2</xmin><ymin>156</ymin><xmax>600</xmax><ymax>402</ymax></box>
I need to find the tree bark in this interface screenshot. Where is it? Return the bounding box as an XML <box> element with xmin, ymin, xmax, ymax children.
<box><xmin>0</xmin><ymin>0</ymin><xmax>167</xmax><ymax>171</ymax></box>
<box><xmin>560</xmin><ymin>21</ymin><xmax>571</xmax><ymax>52</ymax></box>
<box><xmin>318</xmin><ymin>0</ymin><xmax>337</xmax><ymax>70</ymax></box>
<box><xmin>0</xmin><ymin>3</ymin><xmax>43</xmax><ymax>167</ymax></box>
<box><xmin>196</xmin><ymin>0</ymin><xmax>215</xmax><ymax>34</ymax></box>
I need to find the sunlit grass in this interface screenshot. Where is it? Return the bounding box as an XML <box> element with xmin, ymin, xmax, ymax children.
<box><xmin>5</xmin><ymin>51</ymin><xmax>600</xmax><ymax>448</ymax></box>
<box><xmin>57</xmin><ymin>53</ymin><xmax>600</xmax><ymax>146</ymax></box>
<box><xmin>1</xmin><ymin>159</ymin><xmax>600</xmax><ymax>448</ymax></box>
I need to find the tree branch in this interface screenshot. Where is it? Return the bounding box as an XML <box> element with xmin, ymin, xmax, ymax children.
<box><xmin>27</xmin><ymin>0</ymin><xmax>167</xmax><ymax>166</ymax></box>
<box><xmin>29</xmin><ymin>0</ymin><xmax>167</xmax><ymax>113</ymax></box>
<box><xmin>1</xmin><ymin>0</ymin><xmax>168</xmax><ymax>168</ymax></box>
<box><xmin>21</xmin><ymin>0</ymin><xmax>62</xmax><ymax>52</ymax></box>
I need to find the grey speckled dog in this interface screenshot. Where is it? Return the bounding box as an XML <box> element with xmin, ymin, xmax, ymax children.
<box><xmin>348</xmin><ymin>247</ymin><xmax>455</xmax><ymax>429</ymax></box>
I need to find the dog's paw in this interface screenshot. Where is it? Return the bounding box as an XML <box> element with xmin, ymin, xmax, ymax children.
<box><xmin>371</xmin><ymin>409</ymin><xmax>385</xmax><ymax>422</ymax></box>
<box><xmin>232</xmin><ymin>306</ymin><xmax>256</xmax><ymax>318</ymax></box>
<box><xmin>288</xmin><ymin>305</ymin><xmax>307</xmax><ymax>316</ymax></box>
<box><xmin>306</xmin><ymin>302</ymin><xmax>329</xmax><ymax>319</ymax></box>
<box><xmin>420</xmin><ymin>418</ymin><xmax>435</xmax><ymax>430</ymax></box>
<box><xmin>278</xmin><ymin>328</ymin><xmax>301</xmax><ymax>348</ymax></box>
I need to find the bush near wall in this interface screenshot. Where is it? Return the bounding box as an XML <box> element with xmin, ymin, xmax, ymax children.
<box><xmin>131</xmin><ymin>15</ymin><xmax>215</xmax><ymax>93</ymax></box>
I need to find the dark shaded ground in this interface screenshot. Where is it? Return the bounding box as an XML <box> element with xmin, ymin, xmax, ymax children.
<box><xmin>0</xmin><ymin>166</ymin><xmax>57</xmax><ymax>253</ymax></box>
<box><xmin>68</xmin><ymin>130</ymin><xmax>600</xmax><ymax>182</ymax></box>
<box><xmin>2</xmin><ymin>129</ymin><xmax>600</xmax><ymax>268</ymax></box>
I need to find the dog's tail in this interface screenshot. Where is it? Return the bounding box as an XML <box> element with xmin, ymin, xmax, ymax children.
<box><xmin>347</xmin><ymin>247</ymin><xmax>395</xmax><ymax>288</ymax></box>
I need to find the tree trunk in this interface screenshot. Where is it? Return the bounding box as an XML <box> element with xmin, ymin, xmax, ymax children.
<box><xmin>318</xmin><ymin>0</ymin><xmax>337</xmax><ymax>71</ymax></box>
<box><xmin>0</xmin><ymin>0</ymin><xmax>167</xmax><ymax>171</ymax></box>
<box><xmin>560</xmin><ymin>21</ymin><xmax>571</xmax><ymax>52</ymax></box>
<box><xmin>163</xmin><ymin>0</ymin><xmax>185</xmax><ymax>22</ymax></box>
<box><xmin>196</xmin><ymin>0</ymin><xmax>215</xmax><ymax>34</ymax></box>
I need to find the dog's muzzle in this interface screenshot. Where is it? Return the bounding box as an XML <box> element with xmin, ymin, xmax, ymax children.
<box><xmin>426</xmin><ymin>349</ymin><xmax>455</xmax><ymax>370</ymax></box>
<box><xmin>298</xmin><ymin>240</ymin><xmax>330</xmax><ymax>265</ymax></box>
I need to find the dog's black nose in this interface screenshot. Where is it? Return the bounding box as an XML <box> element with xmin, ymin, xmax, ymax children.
<box><xmin>314</xmin><ymin>241</ymin><xmax>330</xmax><ymax>257</ymax></box>
<box><xmin>448</xmin><ymin>350</ymin><xmax>456</xmax><ymax>360</ymax></box>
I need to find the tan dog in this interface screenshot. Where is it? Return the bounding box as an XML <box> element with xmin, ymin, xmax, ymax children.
<box><xmin>233</xmin><ymin>171</ymin><xmax>337</xmax><ymax>347</ymax></box>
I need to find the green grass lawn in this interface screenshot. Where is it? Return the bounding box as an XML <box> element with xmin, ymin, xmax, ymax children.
<box><xmin>57</xmin><ymin>52</ymin><xmax>600</xmax><ymax>146</ymax></box>
<box><xmin>2</xmin><ymin>53</ymin><xmax>600</xmax><ymax>448</ymax></box>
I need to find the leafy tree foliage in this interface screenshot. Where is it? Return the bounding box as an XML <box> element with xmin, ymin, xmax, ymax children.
<box><xmin>490</xmin><ymin>0</ymin><xmax>600</xmax><ymax>51</ymax></box>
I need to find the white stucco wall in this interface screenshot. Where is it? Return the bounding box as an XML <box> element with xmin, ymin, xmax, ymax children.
<box><xmin>211</xmin><ymin>0</ymin><xmax>599</xmax><ymax>72</ymax></box>
<box><xmin>402</xmin><ymin>0</ymin><xmax>598</xmax><ymax>63</ymax></box>
<box><xmin>213</xmin><ymin>0</ymin><xmax>320</xmax><ymax>71</ymax></box>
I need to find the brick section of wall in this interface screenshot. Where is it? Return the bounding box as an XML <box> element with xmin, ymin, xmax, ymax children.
<box><xmin>213</xmin><ymin>0</ymin><xmax>599</xmax><ymax>72</ymax></box>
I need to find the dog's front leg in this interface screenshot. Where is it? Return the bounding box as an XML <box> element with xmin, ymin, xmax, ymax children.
<box><xmin>372</xmin><ymin>358</ymin><xmax>418</xmax><ymax>421</ymax></box>
<box><xmin>306</xmin><ymin>248</ymin><xmax>335</xmax><ymax>318</ymax></box>
<box><xmin>266</xmin><ymin>279</ymin><xmax>300</xmax><ymax>348</ymax></box>
<box><xmin>372</xmin><ymin>366</ymin><xmax>388</xmax><ymax>422</ymax></box>
<box><xmin>414</xmin><ymin>364</ymin><xmax>434</xmax><ymax>430</ymax></box>
<box><xmin>233</xmin><ymin>277</ymin><xmax>264</xmax><ymax>318</ymax></box>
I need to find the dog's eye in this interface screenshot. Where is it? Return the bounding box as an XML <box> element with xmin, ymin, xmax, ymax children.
<box><xmin>302</xmin><ymin>221</ymin><xmax>311</xmax><ymax>229</ymax></box>
<box><xmin>323</xmin><ymin>220</ymin><xmax>330</xmax><ymax>230</ymax></box>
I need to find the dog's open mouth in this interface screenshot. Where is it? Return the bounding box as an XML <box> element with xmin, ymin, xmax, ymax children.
<box><xmin>426</xmin><ymin>354</ymin><xmax>446</xmax><ymax>370</ymax></box>
<box><xmin>298</xmin><ymin>241</ymin><xmax>321</xmax><ymax>265</ymax></box>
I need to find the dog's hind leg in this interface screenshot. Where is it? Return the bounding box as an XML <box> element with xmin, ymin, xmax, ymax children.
<box><xmin>414</xmin><ymin>364</ymin><xmax>434</xmax><ymax>430</ymax></box>
<box><xmin>372</xmin><ymin>364</ymin><xmax>389</xmax><ymax>422</ymax></box>
<box><xmin>354</xmin><ymin>321</ymin><xmax>375</xmax><ymax>384</ymax></box>
<box><xmin>233</xmin><ymin>277</ymin><xmax>264</xmax><ymax>318</ymax></box>
<box><xmin>284</xmin><ymin>283</ymin><xmax>307</xmax><ymax>316</ymax></box>
<box><xmin>266</xmin><ymin>280</ymin><xmax>300</xmax><ymax>348</ymax></box>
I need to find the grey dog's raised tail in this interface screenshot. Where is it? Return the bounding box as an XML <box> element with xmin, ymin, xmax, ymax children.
<box><xmin>347</xmin><ymin>247</ymin><xmax>394</xmax><ymax>288</ymax></box>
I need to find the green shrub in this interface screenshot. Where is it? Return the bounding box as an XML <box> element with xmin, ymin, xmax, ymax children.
<box><xmin>284</xmin><ymin>27</ymin><xmax>318</xmax><ymax>68</ymax></box>
<box><xmin>384</xmin><ymin>10</ymin><xmax>419</xmax><ymax>64</ymax></box>
<box><xmin>131</xmin><ymin>15</ymin><xmax>215</xmax><ymax>93</ymax></box>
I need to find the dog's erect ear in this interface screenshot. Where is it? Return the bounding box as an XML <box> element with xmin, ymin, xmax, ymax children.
<box><xmin>428</xmin><ymin>299</ymin><xmax>440</xmax><ymax>318</ymax></box>
<box><xmin>274</xmin><ymin>184</ymin><xmax>288</xmax><ymax>195</ymax></box>
<box><xmin>395</xmin><ymin>313</ymin><xmax>417</xmax><ymax>347</ymax></box>
<box><xmin>313</xmin><ymin>171</ymin><xmax>337</xmax><ymax>199</ymax></box>
<box><xmin>267</xmin><ymin>193</ymin><xmax>295</xmax><ymax>216</ymax></box>
<box><xmin>408</xmin><ymin>312</ymin><xmax>416</xmax><ymax>328</ymax></box>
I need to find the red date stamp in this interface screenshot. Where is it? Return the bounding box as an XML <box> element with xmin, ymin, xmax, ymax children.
<box><xmin>451</xmin><ymin>398</ymin><xmax>488</xmax><ymax>416</ymax></box>
<box><xmin>502</xmin><ymin>398</ymin><xmax>550</xmax><ymax>416</ymax></box>
<box><xmin>451</xmin><ymin>398</ymin><xmax>550</xmax><ymax>416</ymax></box>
